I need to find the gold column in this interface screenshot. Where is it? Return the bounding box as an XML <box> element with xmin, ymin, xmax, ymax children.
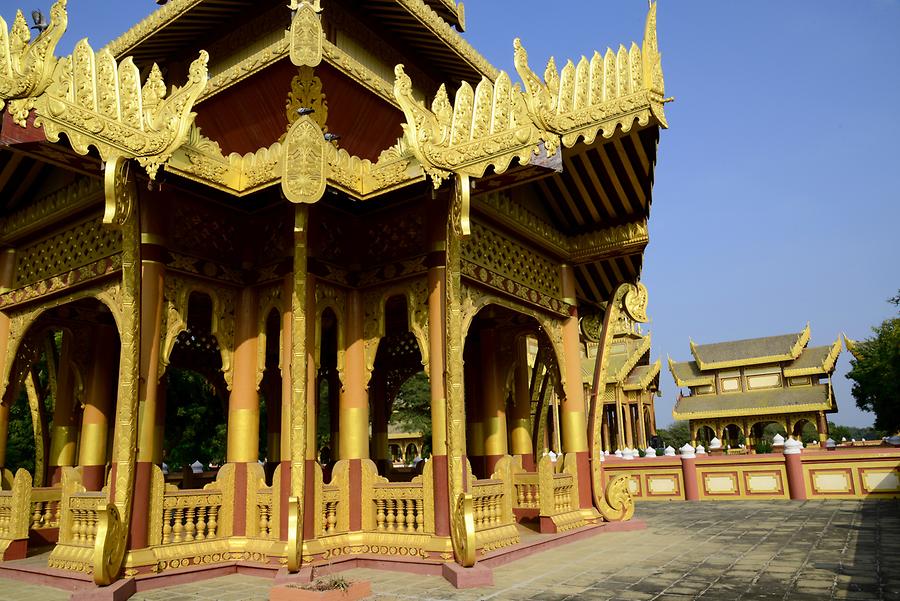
<box><xmin>601</xmin><ymin>411</ymin><xmax>611</xmax><ymax>454</ymax></box>
<box><xmin>614</xmin><ymin>388</ymin><xmax>625</xmax><ymax>451</ymax></box>
<box><xmin>339</xmin><ymin>290</ymin><xmax>368</xmax><ymax>460</ymax></box>
<box><xmin>636</xmin><ymin>396</ymin><xmax>647</xmax><ymax>449</ymax></box>
<box><xmin>305</xmin><ymin>273</ymin><xmax>317</xmax><ymax>461</ymax></box>
<box><xmin>48</xmin><ymin>330</ymin><xmax>78</xmax><ymax>481</ymax></box>
<box><xmin>559</xmin><ymin>265</ymin><xmax>588</xmax><ymax>453</ymax></box>
<box><xmin>136</xmin><ymin>258</ymin><xmax>166</xmax><ymax>463</ymax></box>
<box><xmin>0</xmin><ymin>248</ymin><xmax>15</xmax><ymax>469</ymax></box>
<box><xmin>428</xmin><ymin>266</ymin><xmax>447</xmax><ymax>456</ymax></box>
<box><xmin>481</xmin><ymin>328</ymin><xmax>507</xmax><ymax>474</ymax></box>
<box><xmin>227</xmin><ymin>287</ymin><xmax>261</xmax><ymax>463</ymax></box>
<box><xmin>623</xmin><ymin>399</ymin><xmax>634</xmax><ymax>449</ymax></box>
<box><xmin>509</xmin><ymin>337</ymin><xmax>533</xmax><ymax>466</ymax></box>
<box><xmin>78</xmin><ymin>325</ymin><xmax>117</xmax><ymax>490</ymax></box>
<box><xmin>151</xmin><ymin>383</ymin><xmax>167</xmax><ymax>465</ymax></box>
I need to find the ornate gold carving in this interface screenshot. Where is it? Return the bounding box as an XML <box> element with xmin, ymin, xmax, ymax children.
<box><xmin>597</xmin><ymin>474</ymin><xmax>634</xmax><ymax>522</ymax></box>
<box><xmin>103</xmin><ymin>156</ymin><xmax>136</xmax><ymax>227</ymax></box>
<box><xmin>623</xmin><ymin>283</ymin><xmax>649</xmax><ymax>323</ymax></box>
<box><xmin>286</xmin><ymin>67</ymin><xmax>328</xmax><ymax>129</ymax></box>
<box><xmin>31</xmin><ymin>44</ymin><xmax>208</xmax><ymax>179</ymax></box>
<box><xmin>93</xmin><ymin>503</ymin><xmax>126</xmax><ymax>585</ymax></box>
<box><xmin>287</xmin><ymin>206</ymin><xmax>309</xmax><ymax>572</ymax></box>
<box><xmin>282</xmin><ymin>115</ymin><xmax>327</xmax><ymax>204</ymax></box>
<box><xmin>0</xmin><ymin>0</ymin><xmax>67</xmax><ymax>122</ymax></box>
<box><xmin>0</xmin><ymin>177</ymin><xmax>102</xmax><ymax>243</ymax></box>
<box><xmin>394</xmin><ymin>65</ymin><xmax>550</xmax><ymax>187</ymax></box>
<box><xmin>568</xmin><ymin>222</ymin><xmax>649</xmax><ymax>263</ymax></box>
<box><xmin>0</xmin><ymin>468</ymin><xmax>31</xmax><ymax>557</ymax></box>
<box><xmin>288</xmin><ymin>1</ymin><xmax>323</xmax><ymax>68</ymax></box>
<box><xmin>514</xmin><ymin>3</ymin><xmax>667</xmax><ymax>148</ymax></box>
<box><xmin>12</xmin><ymin>216</ymin><xmax>121</xmax><ymax>289</ymax></box>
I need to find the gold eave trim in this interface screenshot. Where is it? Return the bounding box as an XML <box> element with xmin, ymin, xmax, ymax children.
<box><xmin>783</xmin><ymin>337</ymin><xmax>842</xmax><ymax>377</ymax></box>
<box><xmin>622</xmin><ymin>358</ymin><xmax>660</xmax><ymax>391</ymax></box>
<box><xmin>106</xmin><ymin>0</ymin><xmax>204</xmax><ymax>59</ymax></box>
<box><xmin>673</xmin><ymin>401</ymin><xmax>833</xmax><ymax>421</ymax></box>
<box><xmin>667</xmin><ymin>357</ymin><xmax>714</xmax><ymax>388</ymax></box>
<box><xmin>607</xmin><ymin>334</ymin><xmax>652</xmax><ymax>383</ymax></box>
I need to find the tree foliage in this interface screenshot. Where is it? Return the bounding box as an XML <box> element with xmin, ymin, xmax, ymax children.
<box><xmin>163</xmin><ymin>368</ymin><xmax>227</xmax><ymax>470</ymax></box>
<box><xmin>390</xmin><ymin>372</ymin><xmax>431</xmax><ymax>456</ymax></box>
<box><xmin>846</xmin><ymin>291</ymin><xmax>900</xmax><ymax>434</ymax></box>
<box><xmin>655</xmin><ymin>420</ymin><xmax>691</xmax><ymax>449</ymax></box>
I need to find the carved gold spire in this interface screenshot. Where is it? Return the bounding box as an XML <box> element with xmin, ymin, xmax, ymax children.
<box><xmin>0</xmin><ymin>0</ymin><xmax>67</xmax><ymax>124</ymax></box>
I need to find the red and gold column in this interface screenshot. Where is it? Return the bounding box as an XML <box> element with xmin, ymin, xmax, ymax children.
<box><xmin>0</xmin><ymin>249</ymin><xmax>16</xmax><ymax>470</ymax></box>
<box><xmin>427</xmin><ymin>253</ymin><xmax>451</xmax><ymax>536</ymax></box>
<box><xmin>559</xmin><ymin>264</ymin><xmax>592</xmax><ymax>509</ymax></box>
<box><xmin>510</xmin><ymin>337</ymin><xmax>534</xmax><ymax>470</ymax></box>
<box><xmin>279</xmin><ymin>274</ymin><xmax>293</xmax><ymax>540</ymax></box>
<box><xmin>79</xmin><ymin>325</ymin><xmax>117</xmax><ymax>491</ymax></box>
<box><xmin>341</xmin><ymin>289</ymin><xmax>369</xmax><ymax>531</ymax></box>
<box><xmin>48</xmin><ymin>330</ymin><xmax>77</xmax><ymax>485</ymax></box>
<box><xmin>481</xmin><ymin>328</ymin><xmax>507</xmax><ymax>475</ymax></box>
<box><xmin>226</xmin><ymin>286</ymin><xmax>260</xmax><ymax>536</ymax></box>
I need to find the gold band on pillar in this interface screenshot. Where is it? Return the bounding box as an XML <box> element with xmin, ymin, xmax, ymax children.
<box><xmin>137</xmin><ymin>260</ymin><xmax>166</xmax><ymax>463</ymax></box>
<box><xmin>227</xmin><ymin>407</ymin><xmax>260</xmax><ymax>462</ymax></box>
<box><xmin>49</xmin><ymin>332</ymin><xmax>77</xmax><ymax>471</ymax></box>
<box><xmin>338</xmin><ymin>406</ymin><xmax>368</xmax><ymax>460</ymax></box>
<box><xmin>427</xmin><ymin>266</ymin><xmax>447</xmax><ymax>455</ymax></box>
<box><xmin>78</xmin><ymin>423</ymin><xmax>108</xmax><ymax>466</ymax></box>
<box><xmin>482</xmin><ymin>416</ymin><xmax>506</xmax><ymax>457</ymax></box>
<box><xmin>467</xmin><ymin>422</ymin><xmax>484</xmax><ymax>457</ymax></box>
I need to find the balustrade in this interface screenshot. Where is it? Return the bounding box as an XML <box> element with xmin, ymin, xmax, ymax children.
<box><xmin>161</xmin><ymin>490</ymin><xmax>222</xmax><ymax>544</ymax></box>
<box><xmin>371</xmin><ymin>483</ymin><xmax>425</xmax><ymax>534</ymax></box>
<box><xmin>63</xmin><ymin>492</ymin><xmax>104</xmax><ymax>546</ymax></box>
<box><xmin>471</xmin><ymin>480</ymin><xmax>505</xmax><ymax>531</ymax></box>
<box><xmin>256</xmin><ymin>491</ymin><xmax>274</xmax><ymax>539</ymax></box>
<box><xmin>30</xmin><ymin>488</ymin><xmax>61</xmax><ymax>529</ymax></box>
<box><xmin>513</xmin><ymin>473</ymin><xmax>540</xmax><ymax>509</ymax></box>
<box><xmin>551</xmin><ymin>473</ymin><xmax>574</xmax><ymax>513</ymax></box>
<box><xmin>0</xmin><ymin>492</ymin><xmax>13</xmax><ymax>537</ymax></box>
<box><xmin>321</xmin><ymin>485</ymin><xmax>340</xmax><ymax>535</ymax></box>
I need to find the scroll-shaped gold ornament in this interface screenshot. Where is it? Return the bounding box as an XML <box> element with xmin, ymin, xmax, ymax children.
<box><xmin>103</xmin><ymin>156</ymin><xmax>136</xmax><ymax>228</ymax></box>
<box><xmin>93</xmin><ymin>503</ymin><xmax>126</xmax><ymax>585</ymax></box>
<box><xmin>282</xmin><ymin>115</ymin><xmax>327</xmax><ymax>204</ymax></box>
<box><xmin>450</xmin><ymin>492</ymin><xmax>476</xmax><ymax>567</ymax></box>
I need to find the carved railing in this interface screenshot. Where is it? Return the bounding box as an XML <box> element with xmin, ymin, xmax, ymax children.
<box><xmin>30</xmin><ymin>487</ymin><xmax>61</xmax><ymax>529</ymax></box>
<box><xmin>372</xmin><ymin>482</ymin><xmax>425</xmax><ymax>533</ymax></box>
<box><xmin>61</xmin><ymin>491</ymin><xmax>104</xmax><ymax>546</ymax></box>
<box><xmin>161</xmin><ymin>490</ymin><xmax>222</xmax><ymax>544</ymax></box>
<box><xmin>508</xmin><ymin>455</ymin><xmax>586</xmax><ymax>533</ymax></box>
<box><xmin>512</xmin><ymin>472</ymin><xmax>540</xmax><ymax>509</ymax></box>
<box><xmin>470</xmin><ymin>479</ymin><xmax>507</xmax><ymax>531</ymax></box>
<box><xmin>314</xmin><ymin>461</ymin><xmax>348</xmax><ymax>537</ymax></box>
<box><xmin>0</xmin><ymin>469</ymin><xmax>31</xmax><ymax>558</ymax></box>
<box><xmin>248</xmin><ymin>463</ymin><xmax>279</xmax><ymax>540</ymax></box>
<box><xmin>255</xmin><ymin>489</ymin><xmax>275</xmax><ymax>539</ymax></box>
<box><xmin>550</xmin><ymin>473</ymin><xmax>575</xmax><ymax>514</ymax></box>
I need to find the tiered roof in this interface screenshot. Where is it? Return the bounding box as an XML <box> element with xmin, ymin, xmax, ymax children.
<box><xmin>669</xmin><ymin>326</ymin><xmax>841</xmax><ymax>421</ymax></box>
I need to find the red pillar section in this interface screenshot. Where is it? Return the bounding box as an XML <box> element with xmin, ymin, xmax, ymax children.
<box><xmin>680</xmin><ymin>446</ymin><xmax>700</xmax><ymax>501</ymax></box>
<box><xmin>784</xmin><ymin>439</ymin><xmax>807</xmax><ymax>500</ymax></box>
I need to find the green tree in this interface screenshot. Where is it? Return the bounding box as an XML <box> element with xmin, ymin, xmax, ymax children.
<box><xmin>163</xmin><ymin>368</ymin><xmax>227</xmax><ymax>470</ymax></box>
<box><xmin>846</xmin><ymin>291</ymin><xmax>900</xmax><ymax>434</ymax></box>
<box><xmin>390</xmin><ymin>372</ymin><xmax>431</xmax><ymax>456</ymax></box>
<box><xmin>655</xmin><ymin>420</ymin><xmax>690</xmax><ymax>449</ymax></box>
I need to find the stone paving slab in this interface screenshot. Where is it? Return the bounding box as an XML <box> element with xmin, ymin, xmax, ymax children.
<box><xmin>0</xmin><ymin>500</ymin><xmax>897</xmax><ymax>600</ymax></box>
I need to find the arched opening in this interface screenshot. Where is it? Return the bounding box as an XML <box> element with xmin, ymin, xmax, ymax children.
<box><xmin>369</xmin><ymin>295</ymin><xmax>428</xmax><ymax>481</ymax></box>
<box><xmin>463</xmin><ymin>304</ymin><xmax>560</xmax><ymax>479</ymax></box>
<box><xmin>694</xmin><ymin>424</ymin><xmax>715</xmax><ymax>446</ymax></box>
<box><xmin>792</xmin><ymin>419</ymin><xmax>818</xmax><ymax>445</ymax></box>
<box><xmin>2</xmin><ymin>298</ymin><xmax>119</xmax><ymax>492</ymax></box>
<box><xmin>721</xmin><ymin>423</ymin><xmax>744</xmax><ymax>449</ymax></box>
<box><xmin>160</xmin><ymin>291</ymin><xmax>228</xmax><ymax>488</ymax></box>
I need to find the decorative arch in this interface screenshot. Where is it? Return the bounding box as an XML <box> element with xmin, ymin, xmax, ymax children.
<box><xmin>361</xmin><ymin>279</ymin><xmax>430</xmax><ymax>382</ymax></box>
<box><xmin>159</xmin><ymin>277</ymin><xmax>236</xmax><ymax>390</ymax></box>
<box><xmin>315</xmin><ymin>282</ymin><xmax>347</xmax><ymax>382</ymax></box>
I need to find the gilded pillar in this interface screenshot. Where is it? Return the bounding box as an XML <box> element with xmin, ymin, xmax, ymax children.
<box><xmin>614</xmin><ymin>388</ymin><xmax>626</xmax><ymax>451</ymax></box>
<box><xmin>427</xmin><ymin>255</ymin><xmax>451</xmax><ymax>536</ymax></box>
<box><xmin>303</xmin><ymin>272</ymin><xmax>317</xmax><ymax>538</ymax></box>
<box><xmin>601</xmin><ymin>412</ymin><xmax>611</xmax><ymax>455</ymax></box>
<box><xmin>464</xmin><ymin>350</ymin><xmax>484</xmax><ymax>477</ymax></box>
<box><xmin>481</xmin><ymin>328</ymin><xmax>507</xmax><ymax>476</ymax></box>
<box><xmin>560</xmin><ymin>265</ymin><xmax>592</xmax><ymax>508</ymax></box>
<box><xmin>623</xmin><ymin>398</ymin><xmax>634</xmax><ymax>449</ymax></box>
<box><xmin>79</xmin><ymin>325</ymin><xmax>118</xmax><ymax>491</ymax></box>
<box><xmin>635</xmin><ymin>397</ymin><xmax>647</xmax><ymax>450</ymax></box>
<box><xmin>339</xmin><ymin>290</ymin><xmax>369</xmax><ymax>460</ymax></box>
<box><xmin>226</xmin><ymin>287</ymin><xmax>261</xmax><ymax>463</ymax></box>
<box><xmin>817</xmin><ymin>411</ymin><xmax>828</xmax><ymax>447</ymax></box>
<box><xmin>151</xmin><ymin>382</ymin><xmax>167</xmax><ymax>466</ymax></box>
<box><xmin>48</xmin><ymin>330</ymin><xmax>77</xmax><ymax>485</ymax></box>
<box><xmin>0</xmin><ymin>249</ymin><xmax>16</xmax><ymax>470</ymax></box>
<box><xmin>510</xmin><ymin>337</ymin><xmax>534</xmax><ymax>470</ymax></box>
<box><xmin>340</xmin><ymin>289</ymin><xmax>368</xmax><ymax>532</ymax></box>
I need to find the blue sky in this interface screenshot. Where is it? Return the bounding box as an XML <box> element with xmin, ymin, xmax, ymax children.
<box><xmin>2</xmin><ymin>1</ymin><xmax>897</xmax><ymax>427</ymax></box>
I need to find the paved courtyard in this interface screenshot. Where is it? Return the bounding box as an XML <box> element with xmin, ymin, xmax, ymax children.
<box><xmin>0</xmin><ymin>500</ymin><xmax>897</xmax><ymax>601</ymax></box>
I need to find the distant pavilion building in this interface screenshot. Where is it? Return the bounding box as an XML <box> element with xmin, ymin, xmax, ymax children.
<box><xmin>669</xmin><ymin>325</ymin><xmax>841</xmax><ymax>449</ymax></box>
<box><xmin>582</xmin><ymin>312</ymin><xmax>661</xmax><ymax>453</ymax></box>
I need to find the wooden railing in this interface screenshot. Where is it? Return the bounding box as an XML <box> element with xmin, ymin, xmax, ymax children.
<box><xmin>161</xmin><ymin>490</ymin><xmax>223</xmax><ymax>544</ymax></box>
